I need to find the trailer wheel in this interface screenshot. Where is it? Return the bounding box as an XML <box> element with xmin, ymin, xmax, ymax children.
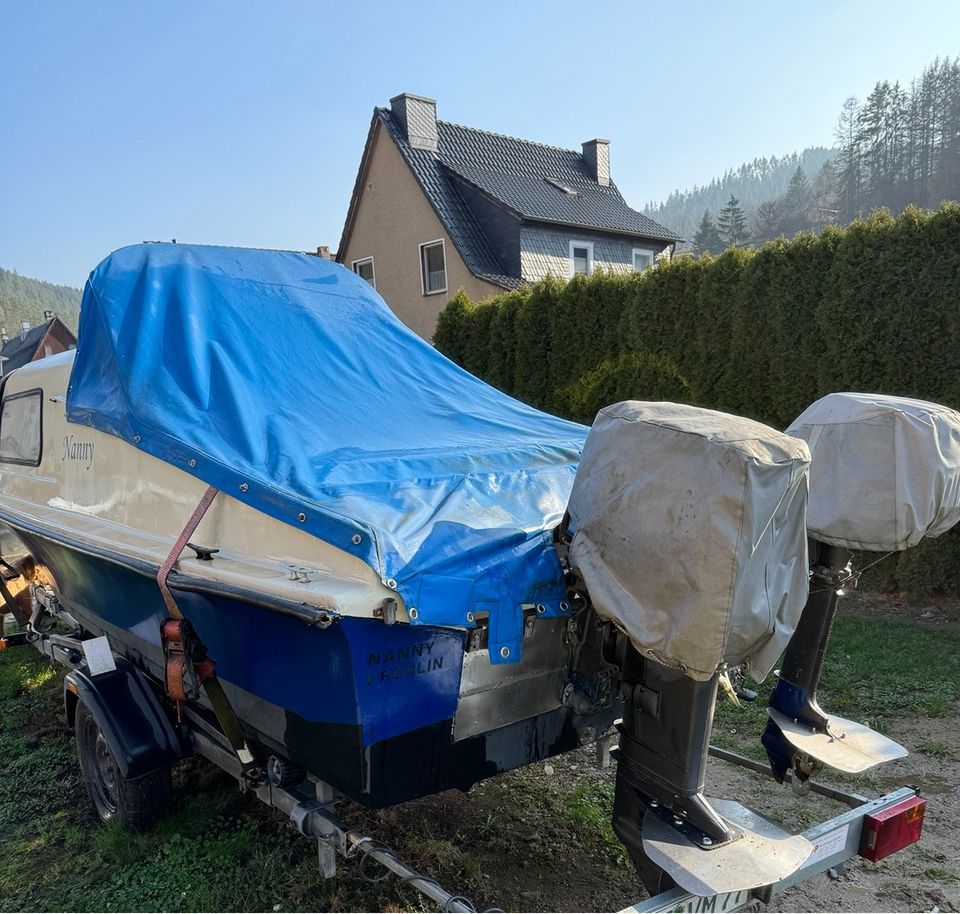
<box><xmin>75</xmin><ymin>701</ymin><xmax>172</xmax><ymax>831</ymax></box>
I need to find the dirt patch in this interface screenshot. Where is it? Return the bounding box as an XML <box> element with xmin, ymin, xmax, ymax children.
<box><xmin>326</xmin><ymin>707</ymin><xmax>960</xmax><ymax>913</ymax></box>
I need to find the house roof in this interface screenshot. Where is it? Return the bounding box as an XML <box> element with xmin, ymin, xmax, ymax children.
<box><xmin>0</xmin><ymin>320</ymin><xmax>56</xmax><ymax>373</ymax></box>
<box><xmin>436</xmin><ymin>121</ymin><xmax>683</xmax><ymax>242</ymax></box>
<box><xmin>339</xmin><ymin>107</ymin><xmax>681</xmax><ymax>291</ymax></box>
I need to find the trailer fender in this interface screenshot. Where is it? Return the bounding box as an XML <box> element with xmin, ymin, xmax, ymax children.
<box><xmin>64</xmin><ymin>657</ymin><xmax>185</xmax><ymax>778</ymax></box>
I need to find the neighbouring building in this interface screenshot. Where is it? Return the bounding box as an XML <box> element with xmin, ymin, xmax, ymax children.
<box><xmin>0</xmin><ymin>311</ymin><xmax>77</xmax><ymax>378</ymax></box>
<box><xmin>337</xmin><ymin>92</ymin><xmax>682</xmax><ymax>339</ymax></box>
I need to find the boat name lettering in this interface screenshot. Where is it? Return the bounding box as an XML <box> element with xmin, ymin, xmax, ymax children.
<box><xmin>62</xmin><ymin>436</ymin><xmax>95</xmax><ymax>469</ymax></box>
<box><xmin>368</xmin><ymin>641</ymin><xmax>436</xmax><ymax>666</ymax></box>
<box><xmin>366</xmin><ymin>641</ymin><xmax>444</xmax><ymax>683</ymax></box>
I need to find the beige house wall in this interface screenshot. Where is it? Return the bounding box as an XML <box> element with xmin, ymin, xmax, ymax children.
<box><xmin>339</xmin><ymin>121</ymin><xmax>503</xmax><ymax>341</ymax></box>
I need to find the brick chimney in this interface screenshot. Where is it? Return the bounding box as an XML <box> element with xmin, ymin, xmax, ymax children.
<box><xmin>315</xmin><ymin>245</ymin><xmax>334</xmax><ymax>260</ymax></box>
<box><xmin>582</xmin><ymin>138</ymin><xmax>610</xmax><ymax>186</ymax></box>
<box><xmin>390</xmin><ymin>93</ymin><xmax>438</xmax><ymax>152</ymax></box>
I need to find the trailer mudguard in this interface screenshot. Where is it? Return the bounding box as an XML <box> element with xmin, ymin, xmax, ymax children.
<box><xmin>65</xmin><ymin>657</ymin><xmax>184</xmax><ymax>778</ymax></box>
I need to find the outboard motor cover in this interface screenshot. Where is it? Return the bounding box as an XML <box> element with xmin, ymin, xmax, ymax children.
<box><xmin>788</xmin><ymin>393</ymin><xmax>960</xmax><ymax>551</ymax></box>
<box><xmin>568</xmin><ymin>401</ymin><xmax>811</xmax><ymax>682</ymax></box>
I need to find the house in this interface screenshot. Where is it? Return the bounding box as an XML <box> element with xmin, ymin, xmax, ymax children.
<box><xmin>0</xmin><ymin>311</ymin><xmax>76</xmax><ymax>378</ymax></box>
<box><xmin>337</xmin><ymin>92</ymin><xmax>682</xmax><ymax>339</ymax></box>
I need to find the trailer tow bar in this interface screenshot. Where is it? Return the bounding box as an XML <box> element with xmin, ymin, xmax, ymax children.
<box><xmin>187</xmin><ymin>720</ymin><xmax>498</xmax><ymax>912</ymax></box>
<box><xmin>286</xmin><ymin>791</ymin><xmax>499</xmax><ymax>913</ymax></box>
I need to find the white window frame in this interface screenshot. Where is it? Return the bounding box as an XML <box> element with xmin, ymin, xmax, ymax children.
<box><xmin>569</xmin><ymin>240</ymin><xmax>594</xmax><ymax>277</ymax></box>
<box><xmin>632</xmin><ymin>248</ymin><xmax>655</xmax><ymax>272</ymax></box>
<box><xmin>351</xmin><ymin>256</ymin><xmax>376</xmax><ymax>289</ymax></box>
<box><xmin>419</xmin><ymin>239</ymin><xmax>448</xmax><ymax>296</ymax></box>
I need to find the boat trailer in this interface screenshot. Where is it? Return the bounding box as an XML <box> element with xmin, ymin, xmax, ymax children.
<box><xmin>8</xmin><ymin>615</ymin><xmax>926</xmax><ymax>914</ymax></box>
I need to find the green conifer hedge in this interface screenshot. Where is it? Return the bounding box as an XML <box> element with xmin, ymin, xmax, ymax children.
<box><xmin>433</xmin><ymin>204</ymin><xmax>960</xmax><ymax>596</ymax></box>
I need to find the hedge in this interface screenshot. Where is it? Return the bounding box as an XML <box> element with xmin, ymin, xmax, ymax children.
<box><xmin>434</xmin><ymin>204</ymin><xmax>960</xmax><ymax>597</ymax></box>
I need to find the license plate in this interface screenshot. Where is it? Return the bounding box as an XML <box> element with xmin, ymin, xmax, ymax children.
<box><xmin>626</xmin><ymin>888</ymin><xmax>752</xmax><ymax>913</ymax></box>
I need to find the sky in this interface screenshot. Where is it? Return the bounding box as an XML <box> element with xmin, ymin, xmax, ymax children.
<box><xmin>1</xmin><ymin>1</ymin><xmax>958</xmax><ymax>288</ymax></box>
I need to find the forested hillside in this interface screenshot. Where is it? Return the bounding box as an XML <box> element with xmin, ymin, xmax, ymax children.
<box><xmin>644</xmin><ymin>56</ymin><xmax>960</xmax><ymax>255</ymax></box>
<box><xmin>0</xmin><ymin>268</ymin><xmax>81</xmax><ymax>333</ymax></box>
<box><xmin>643</xmin><ymin>148</ymin><xmax>834</xmax><ymax>246</ymax></box>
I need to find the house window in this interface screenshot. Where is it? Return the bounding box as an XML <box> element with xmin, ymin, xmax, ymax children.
<box><xmin>632</xmin><ymin>249</ymin><xmax>655</xmax><ymax>272</ymax></box>
<box><xmin>570</xmin><ymin>240</ymin><xmax>594</xmax><ymax>276</ymax></box>
<box><xmin>420</xmin><ymin>240</ymin><xmax>447</xmax><ymax>295</ymax></box>
<box><xmin>352</xmin><ymin>257</ymin><xmax>376</xmax><ymax>288</ymax></box>
<box><xmin>0</xmin><ymin>389</ymin><xmax>42</xmax><ymax>466</ymax></box>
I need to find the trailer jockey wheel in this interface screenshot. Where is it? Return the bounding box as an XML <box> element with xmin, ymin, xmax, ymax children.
<box><xmin>75</xmin><ymin>702</ymin><xmax>171</xmax><ymax>831</ymax></box>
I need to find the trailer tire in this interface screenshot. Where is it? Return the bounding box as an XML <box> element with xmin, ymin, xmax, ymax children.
<box><xmin>75</xmin><ymin>701</ymin><xmax>172</xmax><ymax>831</ymax></box>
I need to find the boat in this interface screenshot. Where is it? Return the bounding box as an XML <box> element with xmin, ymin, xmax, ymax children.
<box><xmin>0</xmin><ymin>242</ymin><xmax>626</xmax><ymax>808</ymax></box>
<box><xmin>2</xmin><ymin>241</ymin><xmax>958</xmax><ymax>903</ymax></box>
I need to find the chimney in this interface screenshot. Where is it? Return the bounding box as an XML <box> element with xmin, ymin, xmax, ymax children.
<box><xmin>582</xmin><ymin>138</ymin><xmax>611</xmax><ymax>186</ymax></box>
<box><xmin>316</xmin><ymin>245</ymin><xmax>333</xmax><ymax>261</ymax></box>
<box><xmin>390</xmin><ymin>93</ymin><xmax>438</xmax><ymax>152</ymax></box>
<box><xmin>0</xmin><ymin>328</ymin><xmax>8</xmax><ymax>345</ymax></box>
<box><xmin>19</xmin><ymin>319</ymin><xmax>30</xmax><ymax>342</ymax></box>
<box><xmin>43</xmin><ymin>309</ymin><xmax>53</xmax><ymax>321</ymax></box>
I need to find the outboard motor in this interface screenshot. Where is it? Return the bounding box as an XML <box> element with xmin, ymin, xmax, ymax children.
<box><xmin>764</xmin><ymin>393</ymin><xmax>960</xmax><ymax>782</ymax></box>
<box><xmin>566</xmin><ymin>402</ymin><xmax>813</xmax><ymax>895</ymax></box>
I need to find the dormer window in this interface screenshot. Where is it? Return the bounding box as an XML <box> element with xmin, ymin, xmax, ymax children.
<box><xmin>544</xmin><ymin>177</ymin><xmax>578</xmax><ymax>197</ymax></box>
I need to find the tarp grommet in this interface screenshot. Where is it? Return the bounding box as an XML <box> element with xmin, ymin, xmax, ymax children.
<box><xmin>239</xmin><ymin>483</ymin><xmax>248</xmax><ymax>492</ymax></box>
<box><xmin>409</xmin><ymin>607</ymin><xmax>418</xmax><ymax>620</ymax></box>
<box><xmin>297</xmin><ymin>513</ymin><xmax>306</xmax><ymax>523</ymax></box>
<box><xmin>352</xmin><ymin>534</ymin><xmax>361</xmax><ymax>545</ymax></box>
<box><xmin>499</xmin><ymin>646</ymin><xmax>510</xmax><ymax>659</ymax></box>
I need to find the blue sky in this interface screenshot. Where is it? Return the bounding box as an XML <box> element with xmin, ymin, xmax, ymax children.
<box><xmin>2</xmin><ymin>1</ymin><xmax>957</xmax><ymax>288</ymax></box>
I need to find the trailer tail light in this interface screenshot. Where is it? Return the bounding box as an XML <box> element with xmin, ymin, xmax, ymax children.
<box><xmin>859</xmin><ymin>794</ymin><xmax>926</xmax><ymax>861</ymax></box>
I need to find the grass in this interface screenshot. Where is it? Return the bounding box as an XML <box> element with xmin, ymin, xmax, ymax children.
<box><xmin>1</xmin><ymin>603</ymin><xmax>958</xmax><ymax>911</ymax></box>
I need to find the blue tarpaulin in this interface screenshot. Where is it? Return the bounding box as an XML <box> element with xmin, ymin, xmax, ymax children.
<box><xmin>66</xmin><ymin>244</ymin><xmax>587</xmax><ymax>661</ymax></box>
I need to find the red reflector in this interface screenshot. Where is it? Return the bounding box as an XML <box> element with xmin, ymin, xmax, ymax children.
<box><xmin>860</xmin><ymin>794</ymin><xmax>926</xmax><ymax>861</ymax></box>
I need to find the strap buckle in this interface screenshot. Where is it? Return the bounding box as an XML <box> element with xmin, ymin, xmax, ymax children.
<box><xmin>160</xmin><ymin>617</ymin><xmax>215</xmax><ymax>703</ymax></box>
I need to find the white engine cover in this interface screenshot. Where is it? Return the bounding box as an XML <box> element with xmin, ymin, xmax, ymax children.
<box><xmin>568</xmin><ymin>401</ymin><xmax>810</xmax><ymax>682</ymax></box>
<box><xmin>787</xmin><ymin>393</ymin><xmax>960</xmax><ymax>551</ymax></box>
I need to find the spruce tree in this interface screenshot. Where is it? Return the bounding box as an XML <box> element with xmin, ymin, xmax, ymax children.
<box><xmin>780</xmin><ymin>166</ymin><xmax>812</xmax><ymax>235</ymax></box>
<box><xmin>717</xmin><ymin>195</ymin><xmax>750</xmax><ymax>247</ymax></box>
<box><xmin>692</xmin><ymin>210</ymin><xmax>725</xmax><ymax>257</ymax></box>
